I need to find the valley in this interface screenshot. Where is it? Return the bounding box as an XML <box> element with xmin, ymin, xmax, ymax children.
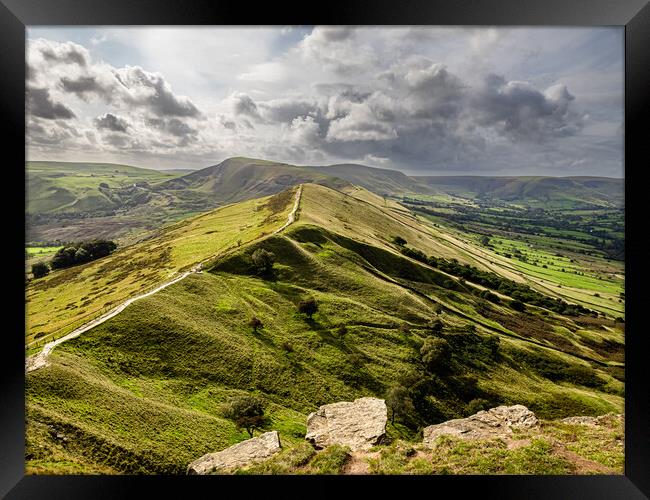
<box><xmin>25</xmin><ymin>168</ymin><xmax>624</xmax><ymax>475</ymax></box>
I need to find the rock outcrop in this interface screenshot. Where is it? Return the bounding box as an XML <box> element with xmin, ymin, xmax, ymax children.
<box><xmin>187</xmin><ymin>431</ymin><xmax>281</xmax><ymax>474</ymax></box>
<box><xmin>423</xmin><ymin>405</ymin><xmax>539</xmax><ymax>446</ymax></box>
<box><xmin>305</xmin><ymin>397</ymin><xmax>387</xmax><ymax>451</ymax></box>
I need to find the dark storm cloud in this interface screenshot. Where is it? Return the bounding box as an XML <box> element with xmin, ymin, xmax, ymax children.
<box><xmin>94</xmin><ymin>113</ymin><xmax>130</xmax><ymax>133</ymax></box>
<box><xmin>471</xmin><ymin>74</ymin><xmax>585</xmax><ymax>142</ymax></box>
<box><xmin>27</xmin><ymin>87</ymin><xmax>76</xmax><ymax>120</ymax></box>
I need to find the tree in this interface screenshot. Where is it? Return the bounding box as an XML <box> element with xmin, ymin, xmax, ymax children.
<box><xmin>74</xmin><ymin>247</ymin><xmax>90</xmax><ymax>263</ymax></box>
<box><xmin>248</xmin><ymin>316</ymin><xmax>263</xmax><ymax>333</ymax></box>
<box><xmin>223</xmin><ymin>395</ymin><xmax>267</xmax><ymax>438</ymax></box>
<box><xmin>386</xmin><ymin>384</ymin><xmax>415</xmax><ymax>425</ymax></box>
<box><xmin>336</xmin><ymin>325</ymin><xmax>348</xmax><ymax>338</ymax></box>
<box><xmin>298</xmin><ymin>297</ymin><xmax>318</xmax><ymax>319</ymax></box>
<box><xmin>50</xmin><ymin>246</ymin><xmax>77</xmax><ymax>269</ymax></box>
<box><xmin>392</xmin><ymin>236</ymin><xmax>407</xmax><ymax>246</ymax></box>
<box><xmin>420</xmin><ymin>337</ymin><xmax>451</xmax><ymax>373</ymax></box>
<box><xmin>480</xmin><ymin>235</ymin><xmax>490</xmax><ymax>246</ymax></box>
<box><xmin>31</xmin><ymin>262</ymin><xmax>49</xmax><ymax>279</ymax></box>
<box><xmin>510</xmin><ymin>299</ymin><xmax>526</xmax><ymax>312</ymax></box>
<box><xmin>251</xmin><ymin>248</ymin><xmax>275</xmax><ymax>274</ymax></box>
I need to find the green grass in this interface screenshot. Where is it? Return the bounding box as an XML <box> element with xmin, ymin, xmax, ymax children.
<box><xmin>26</xmin><ymin>188</ymin><xmax>296</xmax><ymax>346</ymax></box>
<box><xmin>25</xmin><ymin>183</ymin><xmax>624</xmax><ymax>475</ymax></box>
<box><xmin>26</xmin><ymin>246</ymin><xmax>63</xmax><ymax>255</ymax></box>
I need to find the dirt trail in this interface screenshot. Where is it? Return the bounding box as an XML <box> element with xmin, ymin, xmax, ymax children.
<box><xmin>26</xmin><ymin>185</ymin><xmax>302</xmax><ymax>373</ymax></box>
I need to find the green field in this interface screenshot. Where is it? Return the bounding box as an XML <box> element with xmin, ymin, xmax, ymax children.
<box><xmin>26</xmin><ymin>188</ymin><xmax>296</xmax><ymax>348</ymax></box>
<box><xmin>26</xmin><ymin>183</ymin><xmax>624</xmax><ymax>475</ymax></box>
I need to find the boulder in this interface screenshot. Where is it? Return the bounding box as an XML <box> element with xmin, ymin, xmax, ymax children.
<box><xmin>305</xmin><ymin>397</ymin><xmax>387</xmax><ymax>451</ymax></box>
<box><xmin>423</xmin><ymin>405</ymin><xmax>538</xmax><ymax>446</ymax></box>
<box><xmin>187</xmin><ymin>431</ymin><xmax>281</xmax><ymax>474</ymax></box>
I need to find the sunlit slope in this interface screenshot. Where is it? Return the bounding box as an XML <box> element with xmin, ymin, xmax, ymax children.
<box><xmin>296</xmin><ymin>183</ymin><xmax>624</xmax><ymax>316</ymax></box>
<box><xmin>157</xmin><ymin>156</ymin><xmax>350</xmax><ymax>202</ymax></box>
<box><xmin>25</xmin><ymin>236</ymin><xmax>623</xmax><ymax>474</ymax></box>
<box><xmin>298</xmin><ymin>183</ymin><xmax>480</xmax><ymax>263</ymax></box>
<box><xmin>26</xmin><ymin>184</ymin><xmax>623</xmax><ymax>474</ymax></box>
<box><xmin>26</xmin><ymin>188</ymin><xmax>297</xmax><ymax>346</ymax></box>
<box><xmin>27</xmin><ymin>161</ymin><xmax>178</xmax><ymax>215</ymax></box>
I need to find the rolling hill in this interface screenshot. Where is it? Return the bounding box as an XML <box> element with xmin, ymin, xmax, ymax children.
<box><xmin>26</xmin><ymin>158</ymin><xmax>624</xmax><ymax>244</ymax></box>
<box><xmin>412</xmin><ymin>175</ymin><xmax>624</xmax><ymax>208</ymax></box>
<box><xmin>26</xmin><ymin>183</ymin><xmax>624</xmax><ymax>475</ymax></box>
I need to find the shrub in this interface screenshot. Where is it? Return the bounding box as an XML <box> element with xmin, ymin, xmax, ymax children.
<box><xmin>510</xmin><ymin>300</ymin><xmax>526</xmax><ymax>312</ymax></box>
<box><xmin>251</xmin><ymin>248</ymin><xmax>275</xmax><ymax>274</ymax></box>
<box><xmin>336</xmin><ymin>325</ymin><xmax>348</xmax><ymax>338</ymax></box>
<box><xmin>420</xmin><ymin>337</ymin><xmax>451</xmax><ymax>373</ymax></box>
<box><xmin>392</xmin><ymin>236</ymin><xmax>407</xmax><ymax>246</ymax></box>
<box><xmin>466</xmin><ymin>398</ymin><xmax>490</xmax><ymax>415</ymax></box>
<box><xmin>31</xmin><ymin>262</ymin><xmax>49</xmax><ymax>279</ymax></box>
<box><xmin>248</xmin><ymin>316</ymin><xmax>263</xmax><ymax>334</ymax></box>
<box><xmin>223</xmin><ymin>395</ymin><xmax>267</xmax><ymax>438</ymax></box>
<box><xmin>386</xmin><ymin>385</ymin><xmax>415</xmax><ymax>424</ymax></box>
<box><xmin>298</xmin><ymin>298</ymin><xmax>318</xmax><ymax>319</ymax></box>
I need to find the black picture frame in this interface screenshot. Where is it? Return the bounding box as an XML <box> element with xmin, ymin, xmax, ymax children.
<box><xmin>2</xmin><ymin>1</ymin><xmax>648</xmax><ymax>497</ymax></box>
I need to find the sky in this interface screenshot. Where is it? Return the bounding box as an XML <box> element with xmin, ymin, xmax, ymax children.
<box><xmin>26</xmin><ymin>26</ymin><xmax>624</xmax><ymax>177</ymax></box>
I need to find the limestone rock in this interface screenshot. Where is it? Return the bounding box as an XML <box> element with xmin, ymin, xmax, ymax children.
<box><xmin>187</xmin><ymin>431</ymin><xmax>281</xmax><ymax>474</ymax></box>
<box><xmin>305</xmin><ymin>397</ymin><xmax>387</xmax><ymax>451</ymax></box>
<box><xmin>423</xmin><ymin>405</ymin><xmax>539</xmax><ymax>446</ymax></box>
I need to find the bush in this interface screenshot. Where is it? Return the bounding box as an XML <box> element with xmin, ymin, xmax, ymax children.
<box><xmin>251</xmin><ymin>248</ymin><xmax>275</xmax><ymax>274</ymax></box>
<box><xmin>223</xmin><ymin>395</ymin><xmax>267</xmax><ymax>438</ymax></box>
<box><xmin>31</xmin><ymin>262</ymin><xmax>49</xmax><ymax>279</ymax></box>
<box><xmin>510</xmin><ymin>300</ymin><xmax>526</xmax><ymax>312</ymax></box>
<box><xmin>298</xmin><ymin>298</ymin><xmax>318</xmax><ymax>319</ymax></box>
<box><xmin>392</xmin><ymin>236</ymin><xmax>407</xmax><ymax>246</ymax></box>
<box><xmin>466</xmin><ymin>398</ymin><xmax>490</xmax><ymax>415</ymax></box>
<box><xmin>248</xmin><ymin>316</ymin><xmax>263</xmax><ymax>333</ymax></box>
<box><xmin>420</xmin><ymin>337</ymin><xmax>451</xmax><ymax>373</ymax></box>
<box><xmin>386</xmin><ymin>384</ymin><xmax>415</xmax><ymax>424</ymax></box>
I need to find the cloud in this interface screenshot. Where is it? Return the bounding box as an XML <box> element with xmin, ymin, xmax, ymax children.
<box><xmin>114</xmin><ymin>66</ymin><xmax>203</xmax><ymax>118</ymax></box>
<box><xmin>26</xmin><ymin>87</ymin><xmax>76</xmax><ymax>120</ymax></box>
<box><xmin>60</xmin><ymin>76</ymin><xmax>105</xmax><ymax>98</ymax></box>
<box><xmin>34</xmin><ymin>39</ymin><xmax>89</xmax><ymax>67</ymax></box>
<box><xmin>228</xmin><ymin>92</ymin><xmax>264</xmax><ymax>121</ymax></box>
<box><xmin>471</xmin><ymin>74</ymin><xmax>586</xmax><ymax>142</ymax></box>
<box><xmin>94</xmin><ymin>113</ymin><xmax>130</xmax><ymax>133</ymax></box>
<box><xmin>26</xmin><ymin>28</ymin><xmax>622</xmax><ymax>176</ymax></box>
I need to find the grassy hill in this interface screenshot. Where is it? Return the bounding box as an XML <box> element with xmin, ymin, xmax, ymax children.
<box><xmin>26</xmin><ymin>158</ymin><xmax>623</xmax><ymax>245</ymax></box>
<box><xmin>26</xmin><ymin>188</ymin><xmax>298</xmax><ymax>348</ymax></box>
<box><xmin>26</xmin><ymin>158</ymin><xmax>349</xmax><ymax>243</ymax></box>
<box><xmin>26</xmin><ymin>161</ymin><xmax>179</xmax><ymax>215</ymax></box>
<box><xmin>26</xmin><ymin>183</ymin><xmax>623</xmax><ymax>475</ymax></box>
<box><xmin>412</xmin><ymin>176</ymin><xmax>624</xmax><ymax>209</ymax></box>
<box><xmin>310</xmin><ymin>163</ymin><xmax>431</xmax><ymax>196</ymax></box>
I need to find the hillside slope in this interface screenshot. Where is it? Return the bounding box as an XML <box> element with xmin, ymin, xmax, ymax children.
<box><xmin>26</xmin><ymin>183</ymin><xmax>623</xmax><ymax>475</ymax></box>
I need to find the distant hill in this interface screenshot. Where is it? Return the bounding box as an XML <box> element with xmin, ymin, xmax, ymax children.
<box><xmin>309</xmin><ymin>163</ymin><xmax>432</xmax><ymax>196</ymax></box>
<box><xmin>156</xmin><ymin>157</ymin><xmax>351</xmax><ymax>203</ymax></box>
<box><xmin>26</xmin><ymin>157</ymin><xmax>623</xmax><ymax>243</ymax></box>
<box><xmin>413</xmin><ymin>175</ymin><xmax>624</xmax><ymax>208</ymax></box>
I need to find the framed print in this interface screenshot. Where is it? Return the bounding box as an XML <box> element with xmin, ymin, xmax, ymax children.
<box><xmin>1</xmin><ymin>0</ymin><xmax>648</xmax><ymax>497</ymax></box>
